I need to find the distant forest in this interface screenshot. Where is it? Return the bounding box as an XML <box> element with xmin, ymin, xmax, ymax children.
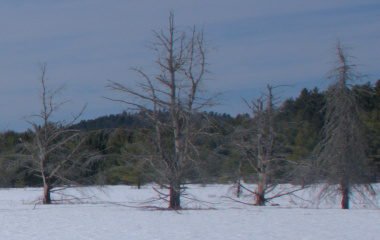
<box><xmin>1</xmin><ymin>80</ymin><xmax>378</xmax><ymax>188</ymax></box>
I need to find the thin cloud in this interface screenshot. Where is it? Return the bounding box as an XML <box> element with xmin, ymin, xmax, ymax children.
<box><xmin>0</xmin><ymin>1</ymin><xmax>379</xmax><ymax>131</ymax></box>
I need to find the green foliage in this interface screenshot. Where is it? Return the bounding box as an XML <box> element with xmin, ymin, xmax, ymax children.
<box><xmin>1</xmin><ymin>79</ymin><xmax>379</xmax><ymax>187</ymax></box>
<box><xmin>358</xmin><ymin>80</ymin><xmax>380</xmax><ymax>176</ymax></box>
<box><xmin>279</xmin><ymin>88</ymin><xmax>325</xmax><ymax>161</ymax></box>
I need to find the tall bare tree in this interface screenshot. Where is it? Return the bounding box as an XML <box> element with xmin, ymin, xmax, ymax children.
<box><xmin>233</xmin><ymin>85</ymin><xmax>303</xmax><ymax>206</ymax></box>
<box><xmin>16</xmin><ymin>63</ymin><xmax>94</xmax><ymax>204</ymax></box>
<box><xmin>107</xmin><ymin>12</ymin><xmax>218</xmax><ymax>209</ymax></box>
<box><xmin>314</xmin><ymin>41</ymin><xmax>375</xmax><ymax>209</ymax></box>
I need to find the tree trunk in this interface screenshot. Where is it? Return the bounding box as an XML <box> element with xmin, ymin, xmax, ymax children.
<box><xmin>255</xmin><ymin>173</ymin><xmax>266</xmax><ymax>206</ymax></box>
<box><xmin>43</xmin><ymin>181</ymin><xmax>52</xmax><ymax>204</ymax></box>
<box><xmin>169</xmin><ymin>179</ymin><xmax>181</xmax><ymax>210</ymax></box>
<box><xmin>236</xmin><ymin>162</ymin><xmax>242</xmax><ymax>198</ymax></box>
<box><xmin>255</xmin><ymin>185</ymin><xmax>266</xmax><ymax>206</ymax></box>
<box><xmin>42</xmin><ymin>171</ymin><xmax>52</xmax><ymax>204</ymax></box>
<box><xmin>340</xmin><ymin>183</ymin><xmax>349</xmax><ymax>209</ymax></box>
<box><xmin>236</xmin><ymin>179</ymin><xmax>242</xmax><ymax>198</ymax></box>
<box><xmin>137</xmin><ymin>175</ymin><xmax>141</xmax><ymax>190</ymax></box>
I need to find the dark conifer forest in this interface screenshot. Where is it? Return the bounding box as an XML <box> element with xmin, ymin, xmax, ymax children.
<box><xmin>1</xmin><ymin>80</ymin><xmax>378</xmax><ymax>188</ymax></box>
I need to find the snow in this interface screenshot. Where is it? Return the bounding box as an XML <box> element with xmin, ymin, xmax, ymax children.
<box><xmin>0</xmin><ymin>184</ymin><xmax>379</xmax><ymax>240</ymax></box>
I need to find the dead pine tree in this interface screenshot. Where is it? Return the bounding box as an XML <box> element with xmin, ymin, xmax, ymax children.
<box><xmin>16</xmin><ymin>63</ymin><xmax>94</xmax><ymax>204</ymax></box>
<box><xmin>314</xmin><ymin>41</ymin><xmax>375</xmax><ymax>209</ymax></box>
<box><xmin>234</xmin><ymin>85</ymin><xmax>303</xmax><ymax>206</ymax></box>
<box><xmin>106</xmin><ymin>12</ymin><xmax>219</xmax><ymax>210</ymax></box>
<box><xmin>252</xmin><ymin>86</ymin><xmax>276</xmax><ymax>206</ymax></box>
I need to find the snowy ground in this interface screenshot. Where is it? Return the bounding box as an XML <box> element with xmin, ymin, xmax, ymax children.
<box><xmin>0</xmin><ymin>184</ymin><xmax>379</xmax><ymax>240</ymax></box>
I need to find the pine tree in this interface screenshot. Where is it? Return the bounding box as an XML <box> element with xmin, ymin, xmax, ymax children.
<box><xmin>315</xmin><ymin>42</ymin><xmax>374</xmax><ymax>209</ymax></box>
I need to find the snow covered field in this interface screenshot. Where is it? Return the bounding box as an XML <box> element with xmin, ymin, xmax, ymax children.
<box><xmin>0</xmin><ymin>184</ymin><xmax>379</xmax><ymax>240</ymax></box>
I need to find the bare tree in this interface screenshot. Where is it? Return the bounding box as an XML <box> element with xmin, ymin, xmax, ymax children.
<box><xmin>233</xmin><ymin>85</ymin><xmax>304</xmax><ymax>206</ymax></box>
<box><xmin>15</xmin><ymin>63</ymin><xmax>95</xmax><ymax>204</ymax></box>
<box><xmin>106</xmin><ymin>12</ymin><xmax>218</xmax><ymax>209</ymax></box>
<box><xmin>314</xmin><ymin>41</ymin><xmax>375</xmax><ymax>209</ymax></box>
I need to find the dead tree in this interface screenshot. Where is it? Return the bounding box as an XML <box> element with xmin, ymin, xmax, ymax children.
<box><xmin>234</xmin><ymin>85</ymin><xmax>303</xmax><ymax>206</ymax></box>
<box><xmin>106</xmin><ymin>12</ymin><xmax>218</xmax><ymax>210</ymax></box>
<box><xmin>314</xmin><ymin>41</ymin><xmax>375</xmax><ymax>209</ymax></box>
<box><xmin>16</xmin><ymin>63</ymin><xmax>94</xmax><ymax>204</ymax></box>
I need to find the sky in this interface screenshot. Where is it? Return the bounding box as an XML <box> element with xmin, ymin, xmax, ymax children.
<box><xmin>0</xmin><ymin>0</ymin><xmax>379</xmax><ymax>131</ymax></box>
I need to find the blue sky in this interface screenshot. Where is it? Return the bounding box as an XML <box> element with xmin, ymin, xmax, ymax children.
<box><xmin>0</xmin><ymin>0</ymin><xmax>379</xmax><ymax>131</ymax></box>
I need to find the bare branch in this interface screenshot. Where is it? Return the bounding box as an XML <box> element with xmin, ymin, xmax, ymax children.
<box><xmin>105</xmin><ymin>12</ymin><xmax>218</xmax><ymax>210</ymax></box>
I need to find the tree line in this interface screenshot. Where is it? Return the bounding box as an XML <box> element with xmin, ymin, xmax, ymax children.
<box><xmin>0</xmin><ymin>12</ymin><xmax>378</xmax><ymax>210</ymax></box>
<box><xmin>0</xmin><ymin>78</ymin><xmax>378</xmax><ymax>206</ymax></box>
